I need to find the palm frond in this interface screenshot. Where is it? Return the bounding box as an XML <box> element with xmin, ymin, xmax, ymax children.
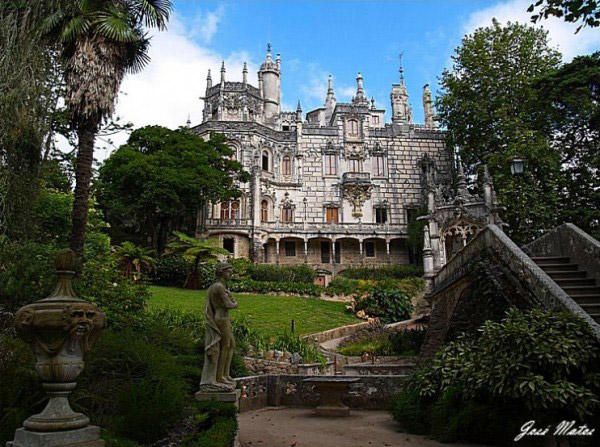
<box><xmin>128</xmin><ymin>0</ymin><xmax>172</xmax><ymax>30</ymax></box>
<box><xmin>59</xmin><ymin>15</ymin><xmax>91</xmax><ymax>42</ymax></box>
<box><xmin>95</xmin><ymin>9</ymin><xmax>139</xmax><ymax>43</ymax></box>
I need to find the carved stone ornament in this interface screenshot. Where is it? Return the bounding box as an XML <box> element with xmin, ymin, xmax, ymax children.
<box><xmin>344</xmin><ymin>183</ymin><xmax>372</xmax><ymax>218</ymax></box>
<box><xmin>12</xmin><ymin>249</ymin><xmax>106</xmax><ymax>435</ymax></box>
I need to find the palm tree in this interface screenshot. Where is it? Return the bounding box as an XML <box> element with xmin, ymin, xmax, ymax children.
<box><xmin>115</xmin><ymin>241</ymin><xmax>156</xmax><ymax>282</ymax></box>
<box><xmin>167</xmin><ymin>231</ymin><xmax>229</xmax><ymax>289</ymax></box>
<box><xmin>41</xmin><ymin>0</ymin><xmax>172</xmax><ymax>256</ymax></box>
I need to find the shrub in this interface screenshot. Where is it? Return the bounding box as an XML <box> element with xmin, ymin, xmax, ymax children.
<box><xmin>182</xmin><ymin>401</ymin><xmax>238</xmax><ymax>447</ymax></box>
<box><xmin>340</xmin><ymin>265</ymin><xmax>423</xmax><ymax>281</ymax></box>
<box><xmin>389</xmin><ymin>328</ymin><xmax>426</xmax><ymax>356</ymax></box>
<box><xmin>354</xmin><ymin>285</ymin><xmax>412</xmax><ymax>323</ymax></box>
<box><xmin>151</xmin><ymin>255</ymin><xmax>193</xmax><ymax>287</ymax></box>
<box><xmin>389</xmin><ymin>387</ymin><xmax>431</xmax><ymax>435</ymax></box>
<box><xmin>271</xmin><ymin>332</ymin><xmax>325</xmax><ymax>364</ymax></box>
<box><xmin>325</xmin><ymin>277</ymin><xmax>359</xmax><ymax>296</ymax></box>
<box><xmin>229</xmin><ymin>279</ymin><xmax>324</xmax><ymax>296</ymax></box>
<box><xmin>249</xmin><ymin>264</ymin><xmax>316</xmax><ymax>283</ymax></box>
<box><xmin>390</xmin><ymin>308</ymin><xmax>600</xmax><ymax>444</ymax></box>
<box><xmin>229</xmin><ymin>258</ymin><xmax>253</xmax><ymax>281</ymax></box>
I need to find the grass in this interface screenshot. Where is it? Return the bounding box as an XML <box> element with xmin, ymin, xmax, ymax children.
<box><xmin>148</xmin><ymin>286</ymin><xmax>359</xmax><ymax>336</ymax></box>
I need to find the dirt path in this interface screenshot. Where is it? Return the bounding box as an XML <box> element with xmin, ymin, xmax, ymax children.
<box><xmin>238</xmin><ymin>407</ymin><xmax>484</xmax><ymax>447</ymax></box>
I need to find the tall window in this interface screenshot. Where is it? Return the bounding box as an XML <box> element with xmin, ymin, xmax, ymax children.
<box><xmin>348</xmin><ymin>158</ymin><xmax>362</xmax><ymax>173</ymax></box>
<box><xmin>326</xmin><ymin>207</ymin><xmax>339</xmax><ymax>224</ymax></box>
<box><xmin>347</xmin><ymin>119</ymin><xmax>358</xmax><ymax>135</ymax></box>
<box><xmin>375</xmin><ymin>208</ymin><xmax>387</xmax><ymax>224</ymax></box>
<box><xmin>373</xmin><ymin>154</ymin><xmax>385</xmax><ymax>176</ymax></box>
<box><xmin>324</xmin><ymin>154</ymin><xmax>337</xmax><ymax>175</ymax></box>
<box><xmin>282</xmin><ymin>156</ymin><xmax>291</xmax><ymax>176</ymax></box>
<box><xmin>262</xmin><ymin>151</ymin><xmax>270</xmax><ymax>171</ymax></box>
<box><xmin>334</xmin><ymin>241</ymin><xmax>341</xmax><ymax>263</ymax></box>
<box><xmin>220</xmin><ymin>201</ymin><xmax>240</xmax><ymax>220</ymax></box>
<box><xmin>285</xmin><ymin>241</ymin><xmax>296</xmax><ymax>257</ymax></box>
<box><xmin>372</xmin><ymin>116</ymin><xmax>380</xmax><ymax>124</ymax></box>
<box><xmin>261</xmin><ymin>200</ymin><xmax>268</xmax><ymax>222</ymax></box>
<box><xmin>223</xmin><ymin>238</ymin><xmax>234</xmax><ymax>254</ymax></box>
<box><xmin>282</xmin><ymin>207</ymin><xmax>294</xmax><ymax>223</ymax></box>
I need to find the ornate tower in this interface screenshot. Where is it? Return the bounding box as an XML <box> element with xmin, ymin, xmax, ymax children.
<box><xmin>390</xmin><ymin>55</ymin><xmax>412</xmax><ymax>124</ymax></box>
<box><xmin>423</xmin><ymin>83</ymin><xmax>436</xmax><ymax>128</ymax></box>
<box><xmin>259</xmin><ymin>43</ymin><xmax>281</xmax><ymax>124</ymax></box>
<box><xmin>352</xmin><ymin>72</ymin><xmax>369</xmax><ymax>106</ymax></box>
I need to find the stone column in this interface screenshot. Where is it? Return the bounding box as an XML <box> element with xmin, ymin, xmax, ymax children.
<box><xmin>275</xmin><ymin>239</ymin><xmax>280</xmax><ymax>265</ymax></box>
<box><xmin>7</xmin><ymin>249</ymin><xmax>106</xmax><ymax>447</ymax></box>
<box><xmin>359</xmin><ymin>239</ymin><xmax>364</xmax><ymax>265</ymax></box>
<box><xmin>386</xmin><ymin>239</ymin><xmax>391</xmax><ymax>264</ymax></box>
<box><xmin>304</xmin><ymin>239</ymin><xmax>308</xmax><ymax>264</ymax></box>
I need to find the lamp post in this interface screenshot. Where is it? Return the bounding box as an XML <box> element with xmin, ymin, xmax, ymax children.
<box><xmin>509</xmin><ymin>157</ymin><xmax>525</xmax><ymax>176</ymax></box>
<box><xmin>510</xmin><ymin>157</ymin><xmax>525</xmax><ymax>241</ymax></box>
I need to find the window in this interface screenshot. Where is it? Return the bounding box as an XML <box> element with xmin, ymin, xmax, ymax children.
<box><xmin>262</xmin><ymin>151</ymin><xmax>270</xmax><ymax>171</ymax></box>
<box><xmin>372</xmin><ymin>116</ymin><xmax>380</xmax><ymax>124</ymax></box>
<box><xmin>375</xmin><ymin>208</ymin><xmax>387</xmax><ymax>224</ymax></box>
<box><xmin>220</xmin><ymin>200</ymin><xmax>240</xmax><ymax>220</ymax></box>
<box><xmin>348</xmin><ymin>158</ymin><xmax>362</xmax><ymax>173</ymax></box>
<box><xmin>406</xmin><ymin>208</ymin><xmax>419</xmax><ymax>224</ymax></box>
<box><xmin>321</xmin><ymin>241</ymin><xmax>331</xmax><ymax>263</ymax></box>
<box><xmin>347</xmin><ymin>119</ymin><xmax>358</xmax><ymax>135</ymax></box>
<box><xmin>282</xmin><ymin>207</ymin><xmax>294</xmax><ymax>223</ymax></box>
<box><xmin>334</xmin><ymin>241</ymin><xmax>341</xmax><ymax>263</ymax></box>
<box><xmin>324</xmin><ymin>154</ymin><xmax>337</xmax><ymax>176</ymax></box>
<box><xmin>261</xmin><ymin>200</ymin><xmax>268</xmax><ymax>222</ymax></box>
<box><xmin>373</xmin><ymin>154</ymin><xmax>385</xmax><ymax>176</ymax></box>
<box><xmin>365</xmin><ymin>241</ymin><xmax>376</xmax><ymax>258</ymax></box>
<box><xmin>223</xmin><ymin>238</ymin><xmax>234</xmax><ymax>254</ymax></box>
<box><xmin>282</xmin><ymin>156</ymin><xmax>291</xmax><ymax>176</ymax></box>
<box><xmin>285</xmin><ymin>241</ymin><xmax>296</xmax><ymax>257</ymax></box>
<box><xmin>326</xmin><ymin>207</ymin><xmax>339</xmax><ymax>224</ymax></box>
<box><xmin>282</xmin><ymin>125</ymin><xmax>290</xmax><ymax>131</ymax></box>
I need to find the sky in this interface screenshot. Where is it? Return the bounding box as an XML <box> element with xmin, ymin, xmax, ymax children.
<box><xmin>87</xmin><ymin>0</ymin><xmax>600</xmax><ymax>160</ymax></box>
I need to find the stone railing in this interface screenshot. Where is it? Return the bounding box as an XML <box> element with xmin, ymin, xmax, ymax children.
<box><xmin>206</xmin><ymin>218</ymin><xmax>252</xmax><ymax>228</ymax></box>
<box><xmin>259</xmin><ymin>221</ymin><xmax>401</xmax><ymax>234</ymax></box>
<box><xmin>341</xmin><ymin>172</ymin><xmax>371</xmax><ymax>185</ymax></box>
<box><xmin>523</xmin><ymin>223</ymin><xmax>600</xmax><ymax>285</ymax></box>
<box><xmin>431</xmin><ymin>224</ymin><xmax>600</xmax><ymax>340</ymax></box>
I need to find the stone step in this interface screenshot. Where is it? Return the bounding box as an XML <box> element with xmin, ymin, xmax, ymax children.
<box><xmin>589</xmin><ymin>313</ymin><xmax>600</xmax><ymax>323</ymax></box>
<box><xmin>563</xmin><ymin>286</ymin><xmax>600</xmax><ymax>296</ymax></box>
<box><xmin>554</xmin><ymin>278</ymin><xmax>597</xmax><ymax>287</ymax></box>
<box><xmin>546</xmin><ymin>270</ymin><xmax>587</xmax><ymax>280</ymax></box>
<box><xmin>531</xmin><ymin>256</ymin><xmax>571</xmax><ymax>265</ymax></box>
<box><xmin>539</xmin><ymin>263</ymin><xmax>579</xmax><ymax>272</ymax></box>
<box><xmin>580</xmin><ymin>303</ymin><xmax>600</xmax><ymax>313</ymax></box>
<box><xmin>571</xmin><ymin>295</ymin><xmax>600</xmax><ymax>305</ymax></box>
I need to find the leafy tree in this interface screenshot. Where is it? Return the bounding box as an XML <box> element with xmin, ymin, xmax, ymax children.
<box><xmin>166</xmin><ymin>231</ymin><xmax>229</xmax><ymax>289</ymax></box>
<box><xmin>529</xmin><ymin>0</ymin><xmax>600</xmax><ymax>31</ymax></box>
<box><xmin>534</xmin><ymin>52</ymin><xmax>600</xmax><ymax>239</ymax></box>
<box><xmin>40</xmin><ymin>0</ymin><xmax>172</xmax><ymax>256</ymax></box>
<box><xmin>115</xmin><ymin>241</ymin><xmax>156</xmax><ymax>282</ymax></box>
<box><xmin>436</xmin><ymin>20</ymin><xmax>562</xmax><ymax>244</ymax></box>
<box><xmin>97</xmin><ymin>126</ymin><xmax>250</xmax><ymax>255</ymax></box>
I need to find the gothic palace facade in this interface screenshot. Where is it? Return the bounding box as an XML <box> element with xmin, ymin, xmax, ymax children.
<box><xmin>192</xmin><ymin>45</ymin><xmax>451</xmax><ymax>281</ymax></box>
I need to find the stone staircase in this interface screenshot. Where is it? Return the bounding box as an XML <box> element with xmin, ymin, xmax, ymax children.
<box><xmin>532</xmin><ymin>256</ymin><xmax>600</xmax><ymax>323</ymax></box>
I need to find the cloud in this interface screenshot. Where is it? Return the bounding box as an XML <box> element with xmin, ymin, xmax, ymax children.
<box><xmin>463</xmin><ymin>0</ymin><xmax>599</xmax><ymax>61</ymax></box>
<box><xmin>77</xmin><ymin>13</ymin><xmax>257</xmax><ymax>161</ymax></box>
<box><xmin>190</xmin><ymin>5</ymin><xmax>225</xmax><ymax>43</ymax></box>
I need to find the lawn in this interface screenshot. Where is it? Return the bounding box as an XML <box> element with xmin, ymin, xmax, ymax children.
<box><xmin>148</xmin><ymin>286</ymin><xmax>360</xmax><ymax>336</ymax></box>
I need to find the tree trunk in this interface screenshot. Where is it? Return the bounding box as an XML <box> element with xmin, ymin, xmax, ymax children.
<box><xmin>70</xmin><ymin>120</ymin><xmax>97</xmax><ymax>257</ymax></box>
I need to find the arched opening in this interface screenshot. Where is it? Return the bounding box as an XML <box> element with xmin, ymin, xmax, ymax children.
<box><xmin>282</xmin><ymin>156</ymin><xmax>291</xmax><ymax>176</ymax></box>
<box><xmin>262</xmin><ymin>151</ymin><xmax>270</xmax><ymax>171</ymax></box>
<box><xmin>220</xmin><ymin>200</ymin><xmax>240</xmax><ymax>220</ymax></box>
<box><xmin>348</xmin><ymin>119</ymin><xmax>358</xmax><ymax>135</ymax></box>
<box><xmin>261</xmin><ymin>200</ymin><xmax>269</xmax><ymax>222</ymax></box>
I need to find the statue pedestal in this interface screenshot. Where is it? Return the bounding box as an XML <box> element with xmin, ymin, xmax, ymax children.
<box><xmin>195</xmin><ymin>389</ymin><xmax>241</xmax><ymax>409</ymax></box>
<box><xmin>7</xmin><ymin>425</ymin><xmax>104</xmax><ymax>447</ymax></box>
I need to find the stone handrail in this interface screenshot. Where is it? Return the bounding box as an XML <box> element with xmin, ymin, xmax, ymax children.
<box><xmin>431</xmin><ymin>224</ymin><xmax>600</xmax><ymax>340</ymax></box>
<box><xmin>523</xmin><ymin>223</ymin><xmax>600</xmax><ymax>285</ymax></box>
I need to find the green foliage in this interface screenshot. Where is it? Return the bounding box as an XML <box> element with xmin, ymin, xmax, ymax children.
<box><xmin>391</xmin><ymin>308</ymin><xmax>600</xmax><ymax>444</ymax></box>
<box><xmin>182</xmin><ymin>402</ymin><xmax>238</xmax><ymax>447</ymax></box>
<box><xmin>271</xmin><ymin>332</ymin><xmax>325</xmax><ymax>364</ymax></box>
<box><xmin>388</xmin><ymin>328</ymin><xmax>426</xmax><ymax>356</ymax></box>
<box><xmin>437</xmin><ymin>20</ymin><xmax>562</xmax><ymax>244</ymax></box>
<box><xmin>337</xmin><ymin>334</ymin><xmax>394</xmax><ymax>356</ymax></box>
<box><xmin>150</xmin><ymin>255</ymin><xmax>193</xmax><ymax>287</ymax></box>
<box><xmin>529</xmin><ymin>0</ymin><xmax>600</xmax><ymax>31</ymax></box>
<box><xmin>354</xmin><ymin>285</ymin><xmax>413</xmax><ymax>324</ymax></box>
<box><xmin>229</xmin><ymin>279</ymin><xmax>324</xmax><ymax>296</ymax></box>
<box><xmin>337</xmin><ymin>325</ymin><xmax>425</xmax><ymax>356</ymax></box>
<box><xmin>340</xmin><ymin>265</ymin><xmax>423</xmax><ymax>281</ymax></box>
<box><xmin>249</xmin><ymin>264</ymin><xmax>316</xmax><ymax>283</ymax></box>
<box><xmin>389</xmin><ymin>388</ymin><xmax>431</xmax><ymax>435</ymax></box>
<box><xmin>114</xmin><ymin>241</ymin><xmax>156</xmax><ymax>282</ymax></box>
<box><xmin>97</xmin><ymin>127</ymin><xmax>249</xmax><ymax>254</ymax></box>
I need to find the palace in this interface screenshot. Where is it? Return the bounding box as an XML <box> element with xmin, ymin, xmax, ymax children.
<box><xmin>192</xmin><ymin>45</ymin><xmax>462</xmax><ymax>283</ymax></box>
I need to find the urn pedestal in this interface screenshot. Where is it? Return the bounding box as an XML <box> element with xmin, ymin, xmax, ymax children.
<box><xmin>6</xmin><ymin>250</ymin><xmax>106</xmax><ymax>447</ymax></box>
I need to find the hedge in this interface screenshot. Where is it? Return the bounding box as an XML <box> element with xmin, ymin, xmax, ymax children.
<box><xmin>229</xmin><ymin>279</ymin><xmax>324</xmax><ymax>296</ymax></box>
<box><xmin>340</xmin><ymin>265</ymin><xmax>423</xmax><ymax>280</ymax></box>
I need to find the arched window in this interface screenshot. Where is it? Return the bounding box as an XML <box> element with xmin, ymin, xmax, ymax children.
<box><xmin>261</xmin><ymin>200</ymin><xmax>268</xmax><ymax>222</ymax></box>
<box><xmin>348</xmin><ymin>119</ymin><xmax>358</xmax><ymax>135</ymax></box>
<box><xmin>220</xmin><ymin>200</ymin><xmax>240</xmax><ymax>220</ymax></box>
<box><xmin>281</xmin><ymin>207</ymin><xmax>294</xmax><ymax>223</ymax></box>
<box><xmin>282</xmin><ymin>156</ymin><xmax>291</xmax><ymax>176</ymax></box>
<box><xmin>262</xmin><ymin>151</ymin><xmax>270</xmax><ymax>171</ymax></box>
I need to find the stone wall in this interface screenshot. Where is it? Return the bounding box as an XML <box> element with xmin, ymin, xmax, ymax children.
<box><xmin>235</xmin><ymin>374</ymin><xmax>407</xmax><ymax>412</ymax></box>
<box><xmin>303</xmin><ymin>321</ymin><xmax>373</xmax><ymax>344</ymax></box>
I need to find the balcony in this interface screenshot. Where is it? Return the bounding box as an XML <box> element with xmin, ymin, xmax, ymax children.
<box><xmin>205</xmin><ymin>218</ymin><xmax>252</xmax><ymax>229</ymax></box>
<box><xmin>341</xmin><ymin>172</ymin><xmax>371</xmax><ymax>185</ymax></box>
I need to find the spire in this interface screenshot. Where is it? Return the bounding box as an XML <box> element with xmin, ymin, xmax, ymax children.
<box><xmin>353</xmin><ymin>72</ymin><xmax>368</xmax><ymax>106</ymax></box>
<box><xmin>390</xmin><ymin>55</ymin><xmax>412</xmax><ymax>124</ymax></box>
<box><xmin>455</xmin><ymin>152</ymin><xmax>469</xmax><ymax>200</ymax></box>
<box><xmin>276</xmin><ymin>53</ymin><xmax>281</xmax><ymax>71</ymax></box>
<box><xmin>398</xmin><ymin>52</ymin><xmax>405</xmax><ymax>85</ymax></box>
<box><xmin>220</xmin><ymin>60</ymin><xmax>226</xmax><ymax>84</ymax></box>
<box><xmin>483</xmin><ymin>164</ymin><xmax>492</xmax><ymax>185</ymax></box>
<box><xmin>296</xmin><ymin>100</ymin><xmax>302</xmax><ymax>122</ymax></box>
<box><xmin>186</xmin><ymin>114</ymin><xmax>191</xmax><ymax>128</ymax></box>
<box><xmin>423</xmin><ymin>83</ymin><xmax>436</xmax><ymax>128</ymax></box>
<box><xmin>371</xmin><ymin>97</ymin><xmax>376</xmax><ymax>110</ymax></box>
<box><xmin>242</xmin><ymin>62</ymin><xmax>248</xmax><ymax>85</ymax></box>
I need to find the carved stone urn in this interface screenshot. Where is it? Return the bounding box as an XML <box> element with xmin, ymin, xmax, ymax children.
<box><xmin>8</xmin><ymin>249</ymin><xmax>106</xmax><ymax>447</ymax></box>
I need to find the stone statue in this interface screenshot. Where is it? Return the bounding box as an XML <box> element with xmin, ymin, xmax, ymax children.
<box><xmin>200</xmin><ymin>261</ymin><xmax>238</xmax><ymax>391</ymax></box>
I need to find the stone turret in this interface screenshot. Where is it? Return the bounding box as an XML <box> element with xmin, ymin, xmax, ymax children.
<box><xmin>206</xmin><ymin>69</ymin><xmax>212</xmax><ymax>91</ymax></box>
<box><xmin>390</xmin><ymin>55</ymin><xmax>412</xmax><ymax>124</ymax></box>
<box><xmin>242</xmin><ymin>62</ymin><xmax>248</xmax><ymax>86</ymax></box>
<box><xmin>353</xmin><ymin>72</ymin><xmax>369</xmax><ymax>106</ymax></box>
<box><xmin>220</xmin><ymin>60</ymin><xmax>226</xmax><ymax>87</ymax></box>
<box><xmin>259</xmin><ymin>43</ymin><xmax>281</xmax><ymax>123</ymax></box>
<box><xmin>324</xmin><ymin>75</ymin><xmax>336</xmax><ymax>123</ymax></box>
